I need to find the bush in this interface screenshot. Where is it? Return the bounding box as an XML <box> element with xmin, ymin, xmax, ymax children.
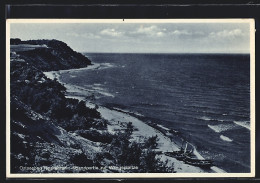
<box><xmin>60</xmin><ymin>114</ymin><xmax>90</xmax><ymax>131</ymax></box>
<box><xmin>77</xmin><ymin>129</ymin><xmax>114</xmax><ymax>144</ymax></box>
<box><xmin>125</xmin><ymin>122</ymin><xmax>134</xmax><ymax>135</ymax></box>
<box><xmin>107</xmin><ymin>131</ymin><xmax>174</xmax><ymax>173</ymax></box>
<box><xmin>144</xmin><ymin>135</ymin><xmax>158</xmax><ymax>149</ymax></box>
<box><xmin>119</xmin><ymin>141</ymin><xmax>142</xmax><ymax>166</ymax></box>
<box><xmin>70</xmin><ymin>152</ymin><xmax>93</xmax><ymax>167</ymax></box>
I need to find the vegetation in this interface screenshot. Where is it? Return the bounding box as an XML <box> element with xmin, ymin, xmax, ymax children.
<box><xmin>103</xmin><ymin>127</ymin><xmax>174</xmax><ymax>173</ymax></box>
<box><xmin>11</xmin><ymin>38</ymin><xmax>91</xmax><ymax>71</ymax></box>
<box><xmin>76</xmin><ymin>129</ymin><xmax>114</xmax><ymax>144</ymax></box>
<box><xmin>10</xmin><ymin>39</ymin><xmax>174</xmax><ymax>173</ymax></box>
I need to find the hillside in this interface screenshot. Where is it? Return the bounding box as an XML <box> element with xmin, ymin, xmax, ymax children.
<box><xmin>10</xmin><ymin>38</ymin><xmax>91</xmax><ymax>71</ymax></box>
<box><xmin>9</xmin><ymin>39</ymin><xmax>173</xmax><ymax>173</ymax></box>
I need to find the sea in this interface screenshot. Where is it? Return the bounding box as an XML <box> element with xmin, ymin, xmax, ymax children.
<box><xmin>58</xmin><ymin>53</ymin><xmax>251</xmax><ymax>173</ymax></box>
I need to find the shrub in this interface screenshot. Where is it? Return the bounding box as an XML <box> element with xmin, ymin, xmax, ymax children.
<box><xmin>125</xmin><ymin>122</ymin><xmax>134</xmax><ymax>135</ymax></box>
<box><xmin>144</xmin><ymin>135</ymin><xmax>158</xmax><ymax>149</ymax></box>
<box><xmin>108</xmin><ymin>131</ymin><xmax>174</xmax><ymax>173</ymax></box>
<box><xmin>77</xmin><ymin>129</ymin><xmax>114</xmax><ymax>144</ymax></box>
<box><xmin>70</xmin><ymin>152</ymin><xmax>93</xmax><ymax>167</ymax></box>
<box><xmin>60</xmin><ymin>114</ymin><xmax>90</xmax><ymax>131</ymax></box>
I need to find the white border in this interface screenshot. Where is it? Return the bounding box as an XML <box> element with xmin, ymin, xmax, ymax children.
<box><xmin>6</xmin><ymin>19</ymin><xmax>255</xmax><ymax>178</ymax></box>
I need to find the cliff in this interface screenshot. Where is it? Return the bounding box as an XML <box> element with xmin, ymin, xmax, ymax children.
<box><xmin>10</xmin><ymin>39</ymin><xmax>104</xmax><ymax>173</ymax></box>
<box><xmin>10</xmin><ymin>38</ymin><xmax>91</xmax><ymax>71</ymax></box>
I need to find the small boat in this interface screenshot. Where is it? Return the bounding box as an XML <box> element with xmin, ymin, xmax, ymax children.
<box><xmin>164</xmin><ymin>151</ymin><xmax>186</xmax><ymax>160</ymax></box>
<box><xmin>183</xmin><ymin>157</ymin><xmax>213</xmax><ymax>168</ymax></box>
<box><xmin>164</xmin><ymin>141</ymin><xmax>214</xmax><ymax>168</ymax></box>
<box><xmin>165</xmin><ymin>142</ymin><xmax>194</xmax><ymax>160</ymax></box>
<box><xmin>164</xmin><ymin>150</ymin><xmax>194</xmax><ymax>160</ymax></box>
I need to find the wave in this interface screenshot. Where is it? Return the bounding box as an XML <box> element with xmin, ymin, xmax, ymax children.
<box><xmin>199</xmin><ymin>116</ymin><xmax>211</xmax><ymax>121</ymax></box>
<box><xmin>63</xmin><ymin>63</ymin><xmax>101</xmax><ymax>73</ymax></box>
<box><xmin>75</xmin><ymin>84</ymin><xmax>114</xmax><ymax>98</ymax></box>
<box><xmin>99</xmin><ymin>63</ymin><xmax>115</xmax><ymax>70</ymax></box>
<box><xmin>207</xmin><ymin>124</ymin><xmax>234</xmax><ymax>133</ymax></box>
<box><xmin>189</xmin><ymin>143</ymin><xmax>227</xmax><ymax>173</ymax></box>
<box><xmin>199</xmin><ymin>116</ymin><xmax>224</xmax><ymax>122</ymax></box>
<box><xmin>92</xmin><ymin>86</ymin><xmax>115</xmax><ymax>97</ymax></box>
<box><xmin>92</xmin><ymin>86</ymin><xmax>105</xmax><ymax>91</ymax></box>
<box><xmin>112</xmin><ymin>107</ymin><xmax>144</xmax><ymax>117</ymax></box>
<box><xmin>210</xmin><ymin>166</ymin><xmax>227</xmax><ymax>173</ymax></box>
<box><xmin>134</xmin><ymin>102</ymin><xmax>170</xmax><ymax>108</ymax></box>
<box><xmin>220</xmin><ymin>135</ymin><xmax>233</xmax><ymax>142</ymax></box>
<box><xmin>157</xmin><ymin>124</ymin><xmax>170</xmax><ymax>131</ymax></box>
<box><xmin>55</xmin><ymin>62</ymin><xmax>114</xmax><ymax>74</ymax></box>
<box><xmin>191</xmin><ymin>145</ymin><xmax>204</xmax><ymax>160</ymax></box>
<box><xmin>234</xmin><ymin>121</ymin><xmax>250</xmax><ymax>130</ymax></box>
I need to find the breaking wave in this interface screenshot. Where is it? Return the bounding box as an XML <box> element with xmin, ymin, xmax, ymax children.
<box><xmin>199</xmin><ymin>116</ymin><xmax>224</xmax><ymax>122</ymax></box>
<box><xmin>234</xmin><ymin>121</ymin><xmax>250</xmax><ymax>130</ymax></box>
<box><xmin>207</xmin><ymin>124</ymin><xmax>235</xmax><ymax>133</ymax></box>
<box><xmin>220</xmin><ymin>135</ymin><xmax>233</xmax><ymax>142</ymax></box>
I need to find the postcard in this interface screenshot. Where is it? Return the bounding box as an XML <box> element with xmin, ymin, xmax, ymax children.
<box><xmin>6</xmin><ymin>19</ymin><xmax>255</xmax><ymax>178</ymax></box>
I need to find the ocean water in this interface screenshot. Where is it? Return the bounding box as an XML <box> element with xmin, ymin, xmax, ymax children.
<box><xmin>58</xmin><ymin>53</ymin><xmax>251</xmax><ymax>173</ymax></box>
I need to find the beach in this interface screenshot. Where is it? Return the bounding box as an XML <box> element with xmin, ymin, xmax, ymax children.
<box><xmin>44</xmin><ymin>65</ymin><xmax>226</xmax><ymax>173</ymax></box>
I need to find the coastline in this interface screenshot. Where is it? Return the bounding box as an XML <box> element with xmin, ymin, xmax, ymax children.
<box><xmin>44</xmin><ymin>65</ymin><xmax>226</xmax><ymax>173</ymax></box>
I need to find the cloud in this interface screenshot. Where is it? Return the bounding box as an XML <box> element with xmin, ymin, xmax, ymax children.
<box><xmin>170</xmin><ymin>30</ymin><xmax>191</xmax><ymax>36</ymax></box>
<box><xmin>66</xmin><ymin>32</ymin><xmax>101</xmax><ymax>39</ymax></box>
<box><xmin>169</xmin><ymin>30</ymin><xmax>205</xmax><ymax>38</ymax></box>
<box><xmin>100</xmin><ymin>28</ymin><xmax>124</xmax><ymax>37</ymax></box>
<box><xmin>131</xmin><ymin>25</ymin><xmax>166</xmax><ymax>37</ymax></box>
<box><xmin>209</xmin><ymin>29</ymin><xmax>244</xmax><ymax>38</ymax></box>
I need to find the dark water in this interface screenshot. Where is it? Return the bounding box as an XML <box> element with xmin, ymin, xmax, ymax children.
<box><xmin>59</xmin><ymin>53</ymin><xmax>251</xmax><ymax>173</ymax></box>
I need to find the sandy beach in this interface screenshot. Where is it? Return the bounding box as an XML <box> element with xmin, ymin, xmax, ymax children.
<box><xmin>44</xmin><ymin>65</ymin><xmax>226</xmax><ymax>173</ymax></box>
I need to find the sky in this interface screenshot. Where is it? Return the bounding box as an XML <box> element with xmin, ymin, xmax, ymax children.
<box><xmin>10</xmin><ymin>21</ymin><xmax>251</xmax><ymax>53</ymax></box>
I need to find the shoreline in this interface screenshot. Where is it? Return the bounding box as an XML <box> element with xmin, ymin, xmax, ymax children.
<box><xmin>44</xmin><ymin>65</ymin><xmax>226</xmax><ymax>173</ymax></box>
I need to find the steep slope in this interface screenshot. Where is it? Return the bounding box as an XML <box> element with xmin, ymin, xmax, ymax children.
<box><xmin>11</xmin><ymin>38</ymin><xmax>91</xmax><ymax>71</ymax></box>
<box><xmin>10</xmin><ymin>39</ymin><xmax>105</xmax><ymax>173</ymax></box>
<box><xmin>10</xmin><ymin>39</ymin><xmax>172</xmax><ymax>173</ymax></box>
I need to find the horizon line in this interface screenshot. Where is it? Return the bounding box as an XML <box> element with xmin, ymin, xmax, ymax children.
<box><xmin>81</xmin><ymin>51</ymin><xmax>250</xmax><ymax>55</ymax></box>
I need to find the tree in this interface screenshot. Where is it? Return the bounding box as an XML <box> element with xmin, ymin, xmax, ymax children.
<box><xmin>107</xmin><ymin>131</ymin><xmax>174</xmax><ymax>173</ymax></box>
<box><xmin>144</xmin><ymin>135</ymin><xmax>158</xmax><ymax>149</ymax></box>
<box><xmin>125</xmin><ymin>122</ymin><xmax>134</xmax><ymax>135</ymax></box>
<box><xmin>77</xmin><ymin>101</ymin><xmax>87</xmax><ymax>116</ymax></box>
